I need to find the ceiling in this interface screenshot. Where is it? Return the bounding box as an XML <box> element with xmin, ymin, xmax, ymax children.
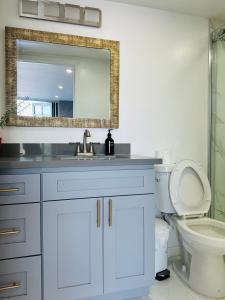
<box><xmin>106</xmin><ymin>0</ymin><xmax>225</xmax><ymax>20</ymax></box>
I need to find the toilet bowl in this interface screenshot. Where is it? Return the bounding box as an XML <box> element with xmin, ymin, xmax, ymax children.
<box><xmin>155</xmin><ymin>159</ymin><xmax>225</xmax><ymax>298</ymax></box>
<box><xmin>177</xmin><ymin>217</ymin><xmax>225</xmax><ymax>255</ymax></box>
<box><xmin>175</xmin><ymin>217</ymin><xmax>225</xmax><ymax>298</ymax></box>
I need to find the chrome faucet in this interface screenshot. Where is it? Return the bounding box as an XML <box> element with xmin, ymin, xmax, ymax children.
<box><xmin>83</xmin><ymin>129</ymin><xmax>91</xmax><ymax>153</ymax></box>
<box><xmin>76</xmin><ymin>129</ymin><xmax>94</xmax><ymax>156</ymax></box>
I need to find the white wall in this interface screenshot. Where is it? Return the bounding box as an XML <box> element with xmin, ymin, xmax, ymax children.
<box><xmin>0</xmin><ymin>0</ymin><xmax>209</xmax><ymax>167</ymax></box>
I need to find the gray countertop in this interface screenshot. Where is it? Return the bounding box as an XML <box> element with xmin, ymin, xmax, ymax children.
<box><xmin>0</xmin><ymin>155</ymin><xmax>162</xmax><ymax>169</ymax></box>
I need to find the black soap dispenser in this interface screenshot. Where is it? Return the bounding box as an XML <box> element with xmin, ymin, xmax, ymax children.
<box><xmin>105</xmin><ymin>129</ymin><xmax>114</xmax><ymax>155</ymax></box>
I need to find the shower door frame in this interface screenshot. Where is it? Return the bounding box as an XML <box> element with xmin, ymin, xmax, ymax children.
<box><xmin>209</xmin><ymin>24</ymin><xmax>225</xmax><ymax>219</ymax></box>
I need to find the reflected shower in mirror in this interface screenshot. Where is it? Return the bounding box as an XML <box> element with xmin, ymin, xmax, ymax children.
<box><xmin>16</xmin><ymin>40</ymin><xmax>110</xmax><ymax>119</ymax></box>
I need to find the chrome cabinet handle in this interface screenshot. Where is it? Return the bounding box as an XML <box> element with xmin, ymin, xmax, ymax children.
<box><xmin>97</xmin><ymin>200</ymin><xmax>100</xmax><ymax>228</ymax></box>
<box><xmin>108</xmin><ymin>199</ymin><xmax>112</xmax><ymax>227</ymax></box>
<box><xmin>0</xmin><ymin>188</ymin><xmax>19</xmax><ymax>193</ymax></box>
<box><xmin>0</xmin><ymin>228</ymin><xmax>21</xmax><ymax>236</ymax></box>
<box><xmin>0</xmin><ymin>282</ymin><xmax>21</xmax><ymax>293</ymax></box>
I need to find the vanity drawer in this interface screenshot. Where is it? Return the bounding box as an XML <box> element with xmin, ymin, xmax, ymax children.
<box><xmin>0</xmin><ymin>256</ymin><xmax>41</xmax><ymax>300</ymax></box>
<box><xmin>43</xmin><ymin>169</ymin><xmax>154</xmax><ymax>201</ymax></box>
<box><xmin>0</xmin><ymin>174</ymin><xmax>40</xmax><ymax>205</ymax></box>
<box><xmin>0</xmin><ymin>203</ymin><xmax>40</xmax><ymax>260</ymax></box>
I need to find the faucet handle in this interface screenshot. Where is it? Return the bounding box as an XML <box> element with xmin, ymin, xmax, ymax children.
<box><xmin>75</xmin><ymin>142</ymin><xmax>81</xmax><ymax>156</ymax></box>
<box><xmin>89</xmin><ymin>142</ymin><xmax>95</xmax><ymax>155</ymax></box>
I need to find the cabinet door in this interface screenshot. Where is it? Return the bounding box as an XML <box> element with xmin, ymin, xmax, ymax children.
<box><xmin>104</xmin><ymin>194</ymin><xmax>155</xmax><ymax>293</ymax></box>
<box><xmin>43</xmin><ymin>198</ymin><xmax>103</xmax><ymax>300</ymax></box>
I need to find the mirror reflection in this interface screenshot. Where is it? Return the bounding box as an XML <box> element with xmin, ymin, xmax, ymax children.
<box><xmin>16</xmin><ymin>40</ymin><xmax>110</xmax><ymax>119</ymax></box>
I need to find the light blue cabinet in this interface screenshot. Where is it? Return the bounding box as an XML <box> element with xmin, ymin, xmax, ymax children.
<box><xmin>43</xmin><ymin>198</ymin><xmax>103</xmax><ymax>300</ymax></box>
<box><xmin>0</xmin><ymin>175</ymin><xmax>41</xmax><ymax>300</ymax></box>
<box><xmin>104</xmin><ymin>195</ymin><xmax>155</xmax><ymax>294</ymax></box>
<box><xmin>43</xmin><ymin>194</ymin><xmax>155</xmax><ymax>300</ymax></box>
<box><xmin>2</xmin><ymin>166</ymin><xmax>155</xmax><ymax>300</ymax></box>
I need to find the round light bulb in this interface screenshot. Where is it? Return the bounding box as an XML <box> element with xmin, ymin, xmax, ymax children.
<box><xmin>66</xmin><ymin>69</ymin><xmax>73</xmax><ymax>74</ymax></box>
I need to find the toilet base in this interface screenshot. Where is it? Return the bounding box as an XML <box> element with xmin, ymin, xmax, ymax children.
<box><xmin>173</xmin><ymin>252</ymin><xmax>225</xmax><ymax>299</ymax></box>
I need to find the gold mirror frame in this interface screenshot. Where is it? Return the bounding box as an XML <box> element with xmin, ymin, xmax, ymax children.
<box><xmin>5</xmin><ymin>27</ymin><xmax>119</xmax><ymax>128</ymax></box>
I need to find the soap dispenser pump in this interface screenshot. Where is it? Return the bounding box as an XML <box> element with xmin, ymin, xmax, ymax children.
<box><xmin>105</xmin><ymin>129</ymin><xmax>114</xmax><ymax>155</ymax></box>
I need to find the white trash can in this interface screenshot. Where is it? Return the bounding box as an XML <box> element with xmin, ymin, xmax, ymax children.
<box><xmin>155</xmin><ymin>218</ymin><xmax>170</xmax><ymax>274</ymax></box>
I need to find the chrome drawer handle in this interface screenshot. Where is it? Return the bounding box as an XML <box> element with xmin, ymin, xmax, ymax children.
<box><xmin>0</xmin><ymin>281</ymin><xmax>21</xmax><ymax>293</ymax></box>
<box><xmin>0</xmin><ymin>228</ymin><xmax>21</xmax><ymax>236</ymax></box>
<box><xmin>0</xmin><ymin>188</ymin><xmax>19</xmax><ymax>193</ymax></box>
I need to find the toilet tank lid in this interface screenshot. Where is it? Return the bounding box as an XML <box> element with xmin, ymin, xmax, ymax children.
<box><xmin>154</xmin><ymin>164</ymin><xmax>175</xmax><ymax>173</ymax></box>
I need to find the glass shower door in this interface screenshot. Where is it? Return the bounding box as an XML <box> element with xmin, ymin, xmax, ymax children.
<box><xmin>211</xmin><ymin>33</ymin><xmax>225</xmax><ymax>222</ymax></box>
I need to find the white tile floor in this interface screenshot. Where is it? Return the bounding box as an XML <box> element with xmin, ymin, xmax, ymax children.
<box><xmin>134</xmin><ymin>268</ymin><xmax>225</xmax><ymax>300</ymax></box>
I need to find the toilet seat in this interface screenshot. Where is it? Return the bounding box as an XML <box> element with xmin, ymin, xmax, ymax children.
<box><xmin>169</xmin><ymin>160</ymin><xmax>211</xmax><ymax>217</ymax></box>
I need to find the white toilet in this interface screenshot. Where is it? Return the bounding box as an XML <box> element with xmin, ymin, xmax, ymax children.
<box><xmin>155</xmin><ymin>159</ymin><xmax>225</xmax><ymax>299</ymax></box>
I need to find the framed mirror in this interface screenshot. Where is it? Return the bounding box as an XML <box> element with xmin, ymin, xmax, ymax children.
<box><xmin>5</xmin><ymin>27</ymin><xmax>119</xmax><ymax>128</ymax></box>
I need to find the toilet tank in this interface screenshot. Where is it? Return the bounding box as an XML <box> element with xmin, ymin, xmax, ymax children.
<box><xmin>154</xmin><ymin>164</ymin><xmax>176</xmax><ymax>214</ymax></box>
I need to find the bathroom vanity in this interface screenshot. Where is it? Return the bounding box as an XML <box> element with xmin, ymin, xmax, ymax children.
<box><xmin>0</xmin><ymin>155</ymin><xmax>160</xmax><ymax>300</ymax></box>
